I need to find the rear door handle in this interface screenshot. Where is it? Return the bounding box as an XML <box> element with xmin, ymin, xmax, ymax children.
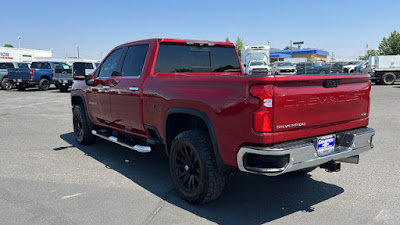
<box><xmin>129</xmin><ymin>87</ymin><xmax>139</xmax><ymax>91</ymax></box>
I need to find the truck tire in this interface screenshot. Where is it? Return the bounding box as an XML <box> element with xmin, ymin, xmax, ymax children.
<box><xmin>38</xmin><ymin>78</ymin><xmax>50</xmax><ymax>91</ymax></box>
<box><xmin>60</xmin><ymin>86</ymin><xmax>69</xmax><ymax>92</ymax></box>
<box><xmin>169</xmin><ymin>130</ymin><xmax>226</xmax><ymax>204</ymax></box>
<box><xmin>1</xmin><ymin>78</ymin><xmax>12</xmax><ymax>90</ymax></box>
<box><xmin>73</xmin><ymin>104</ymin><xmax>96</xmax><ymax>145</ymax></box>
<box><xmin>17</xmin><ymin>85</ymin><xmax>25</xmax><ymax>91</ymax></box>
<box><xmin>380</xmin><ymin>72</ymin><xmax>396</xmax><ymax>85</ymax></box>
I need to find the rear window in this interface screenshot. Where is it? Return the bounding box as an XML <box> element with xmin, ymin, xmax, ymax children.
<box><xmin>31</xmin><ymin>62</ymin><xmax>51</xmax><ymax>69</ymax></box>
<box><xmin>85</xmin><ymin>63</ymin><xmax>94</xmax><ymax>69</ymax></box>
<box><xmin>17</xmin><ymin>63</ymin><xmax>30</xmax><ymax>69</ymax></box>
<box><xmin>0</xmin><ymin>63</ymin><xmax>14</xmax><ymax>69</ymax></box>
<box><xmin>154</xmin><ymin>45</ymin><xmax>241</xmax><ymax>73</ymax></box>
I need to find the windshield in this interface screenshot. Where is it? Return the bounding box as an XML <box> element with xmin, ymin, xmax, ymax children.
<box><xmin>357</xmin><ymin>61</ymin><xmax>366</xmax><ymax>67</ymax></box>
<box><xmin>249</xmin><ymin>61</ymin><xmax>266</xmax><ymax>66</ymax></box>
<box><xmin>275</xmin><ymin>62</ymin><xmax>293</xmax><ymax>67</ymax></box>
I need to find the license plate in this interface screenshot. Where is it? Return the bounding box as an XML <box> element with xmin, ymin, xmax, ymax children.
<box><xmin>317</xmin><ymin>134</ymin><xmax>336</xmax><ymax>156</ymax></box>
<box><xmin>63</xmin><ymin>80</ymin><xmax>68</xmax><ymax>84</ymax></box>
<box><xmin>17</xmin><ymin>79</ymin><xmax>22</xmax><ymax>82</ymax></box>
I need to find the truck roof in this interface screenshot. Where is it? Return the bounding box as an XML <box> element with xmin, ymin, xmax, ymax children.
<box><xmin>114</xmin><ymin>38</ymin><xmax>235</xmax><ymax>49</ymax></box>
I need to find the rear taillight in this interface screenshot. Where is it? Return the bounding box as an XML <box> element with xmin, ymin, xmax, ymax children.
<box><xmin>7</xmin><ymin>70</ymin><xmax>9</xmax><ymax>77</ymax></box>
<box><xmin>52</xmin><ymin>69</ymin><xmax>54</xmax><ymax>77</ymax></box>
<box><xmin>250</xmin><ymin>85</ymin><xmax>274</xmax><ymax>132</ymax></box>
<box><xmin>29</xmin><ymin>69</ymin><xmax>34</xmax><ymax>77</ymax></box>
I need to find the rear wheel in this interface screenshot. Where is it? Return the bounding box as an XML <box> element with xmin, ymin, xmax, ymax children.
<box><xmin>17</xmin><ymin>85</ymin><xmax>25</xmax><ymax>91</ymax></box>
<box><xmin>73</xmin><ymin>104</ymin><xmax>96</xmax><ymax>145</ymax></box>
<box><xmin>38</xmin><ymin>78</ymin><xmax>50</xmax><ymax>91</ymax></box>
<box><xmin>380</xmin><ymin>72</ymin><xmax>396</xmax><ymax>85</ymax></box>
<box><xmin>169</xmin><ymin>130</ymin><xmax>226</xmax><ymax>204</ymax></box>
<box><xmin>1</xmin><ymin>78</ymin><xmax>12</xmax><ymax>90</ymax></box>
<box><xmin>60</xmin><ymin>86</ymin><xmax>69</xmax><ymax>92</ymax></box>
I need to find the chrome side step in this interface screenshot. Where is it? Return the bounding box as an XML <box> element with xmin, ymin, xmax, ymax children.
<box><xmin>91</xmin><ymin>130</ymin><xmax>151</xmax><ymax>153</ymax></box>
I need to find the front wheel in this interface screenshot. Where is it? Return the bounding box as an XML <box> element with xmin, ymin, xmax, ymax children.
<box><xmin>169</xmin><ymin>130</ymin><xmax>226</xmax><ymax>204</ymax></box>
<box><xmin>73</xmin><ymin>104</ymin><xmax>96</xmax><ymax>145</ymax></box>
<box><xmin>38</xmin><ymin>78</ymin><xmax>50</xmax><ymax>91</ymax></box>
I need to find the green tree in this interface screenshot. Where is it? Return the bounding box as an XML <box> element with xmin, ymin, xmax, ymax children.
<box><xmin>379</xmin><ymin>30</ymin><xmax>400</xmax><ymax>55</ymax></box>
<box><xmin>359</xmin><ymin>49</ymin><xmax>380</xmax><ymax>60</ymax></box>
<box><xmin>235</xmin><ymin>37</ymin><xmax>244</xmax><ymax>56</ymax></box>
<box><xmin>225</xmin><ymin>37</ymin><xmax>231</xmax><ymax>42</ymax></box>
<box><xmin>3</xmin><ymin>44</ymin><xmax>13</xmax><ymax>48</ymax></box>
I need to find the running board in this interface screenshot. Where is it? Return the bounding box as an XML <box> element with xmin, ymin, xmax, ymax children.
<box><xmin>91</xmin><ymin>130</ymin><xmax>151</xmax><ymax>153</ymax></box>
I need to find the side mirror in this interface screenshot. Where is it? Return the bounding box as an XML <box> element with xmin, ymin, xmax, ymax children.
<box><xmin>73</xmin><ymin>70</ymin><xmax>85</xmax><ymax>80</ymax></box>
<box><xmin>85</xmin><ymin>73</ymin><xmax>94</xmax><ymax>86</ymax></box>
<box><xmin>243</xmin><ymin>64</ymin><xmax>247</xmax><ymax>67</ymax></box>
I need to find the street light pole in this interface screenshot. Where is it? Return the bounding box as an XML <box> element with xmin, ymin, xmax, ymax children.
<box><xmin>76</xmin><ymin>45</ymin><xmax>80</xmax><ymax>59</ymax></box>
<box><xmin>17</xmin><ymin>36</ymin><xmax>21</xmax><ymax>49</ymax></box>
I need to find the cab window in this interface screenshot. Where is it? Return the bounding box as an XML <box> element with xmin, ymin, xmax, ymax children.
<box><xmin>120</xmin><ymin>45</ymin><xmax>149</xmax><ymax>77</ymax></box>
<box><xmin>98</xmin><ymin>48</ymin><xmax>124</xmax><ymax>77</ymax></box>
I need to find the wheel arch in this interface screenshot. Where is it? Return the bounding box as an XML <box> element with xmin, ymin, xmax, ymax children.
<box><xmin>71</xmin><ymin>92</ymin><xmax>94</xmax><ymax>129</ymax></box>
<box><xmin>40</xmin><ymin>75</ymin><xmax>51</xmax><ymax>81</ymax></box>
<box><xmin>165</xmin><ymin>108</ymin><xmax>229</xmax><ymax>173</ymax></box>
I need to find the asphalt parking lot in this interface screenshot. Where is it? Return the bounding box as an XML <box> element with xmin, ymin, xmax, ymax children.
<box><xmin>0</xmin><ymin>84</ymin><xmax>399</xmax><ymax>225</ymax></box>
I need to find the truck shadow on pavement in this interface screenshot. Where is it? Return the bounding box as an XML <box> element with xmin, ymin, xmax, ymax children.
<box><xmin>59</xmin><ymin>132</ymin><xmax>344</xmax><ymax>225</ymax></box>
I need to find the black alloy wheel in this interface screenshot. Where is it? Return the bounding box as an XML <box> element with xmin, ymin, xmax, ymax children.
<box><xmin>39</xmin><ymin>78</ymin><xmax>50</xmax><ymax>91</ymax></box>
<box><xmin>169</xmin><ymin>130</ymin><xmax>226</xmax><ymax>204</ymax></box>
<box><xmin>73</xmin><ymin>108</ymin><xmax>84</xmax><ymax>143</ymax></box>
<box><xmin>174</xmin><ymin>145</ymin><xmax>201</xmax><ymax>193</ymax></box>
<box><xmin>73</xmin><ymin>104</ymin><xmax>95</xmax><ymax>145</ymax></box>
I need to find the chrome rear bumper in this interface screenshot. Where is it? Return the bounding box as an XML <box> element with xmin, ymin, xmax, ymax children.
<box><xmin>237</xmin><ymin>127</ymin><xmax>375</xmax><ymax>176</ymax></box>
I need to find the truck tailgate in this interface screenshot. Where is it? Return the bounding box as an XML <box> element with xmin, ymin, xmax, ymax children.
<box><xmin>8</xmin><ymin>69</ymin><xmax>31</xmax><ymax>80</ymax></box>
<box><xmin>273</xmin><ymin>74</ymin><xmax>370</xmax><ymax>132</ymax></box>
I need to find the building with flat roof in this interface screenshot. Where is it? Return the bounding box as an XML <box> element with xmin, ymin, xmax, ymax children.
<box><xmin>270</xmin><ymin>48</ymin><xmax>329</xmax><ymax>62</ymax></box>
<box><xmin>0</xmin><ymin>47</ymin><xmax>52</xmax><ymax>62</ymax></box>
<box><xmin>0</xmin><ymin>47</ymin><xmax>99</xmax><ymax>64</ymax></box>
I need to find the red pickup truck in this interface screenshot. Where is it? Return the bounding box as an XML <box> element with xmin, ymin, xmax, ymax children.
<box><xmin>70</xmin><ymin>38</ymin><xmax>375</xmax><ymax>204</ymax></box>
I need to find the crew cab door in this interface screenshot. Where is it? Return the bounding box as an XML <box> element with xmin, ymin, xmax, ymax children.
<box><xmin>86</xmin><ymin>48</ymin><xmax>124</xmax><ymax>126</ymax></box>
<box><xmin>108</xmin><ymin>44</ymin><xmax>149</xmax><ymax>138</ymax></box>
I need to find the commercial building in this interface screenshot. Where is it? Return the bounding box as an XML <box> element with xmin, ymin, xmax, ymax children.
<box><xmin>270</xmin><ymin>49</ymin><xmax>329</xmax><ymax>62</ymax></box>
<box><xmin>0</xmin><ymin>47</ymin><xmax>98</xmax><ymax>64</ymax></box>
<box><xmin>0</xmin><ymin>47</ymin><xmax>52</xmax><ymax>62</ymax></box>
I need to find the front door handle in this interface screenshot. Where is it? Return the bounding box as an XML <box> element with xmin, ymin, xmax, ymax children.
<box><xmin>129</xmin><ymin>87</ymin><xmax>139</xmax><ymax>91</ymax></box>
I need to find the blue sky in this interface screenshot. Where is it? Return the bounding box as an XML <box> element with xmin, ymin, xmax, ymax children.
<box><xmin>2</xmin><ymin>0</ymin><xmax>399</xmax><ymax>60</ymax></box>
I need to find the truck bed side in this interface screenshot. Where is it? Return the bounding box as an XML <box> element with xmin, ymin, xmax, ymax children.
<box><xmin>143</xmin><ymin>73</ymin><xmax>370</xmax><ymax>167</ymax></box>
